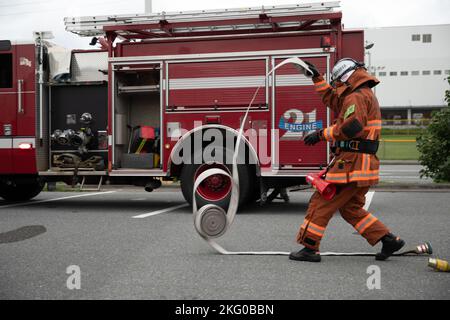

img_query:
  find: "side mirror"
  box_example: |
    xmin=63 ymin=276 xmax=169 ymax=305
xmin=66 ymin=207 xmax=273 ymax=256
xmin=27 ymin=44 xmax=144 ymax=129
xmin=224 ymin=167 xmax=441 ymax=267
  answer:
xmin=0 ymin=40 xmax=12 ymax=51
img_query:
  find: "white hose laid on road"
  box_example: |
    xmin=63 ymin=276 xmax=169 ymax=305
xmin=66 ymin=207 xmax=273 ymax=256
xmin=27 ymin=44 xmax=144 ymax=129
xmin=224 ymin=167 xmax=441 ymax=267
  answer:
xmin=192 ymin=166 xmax=429 ymax=257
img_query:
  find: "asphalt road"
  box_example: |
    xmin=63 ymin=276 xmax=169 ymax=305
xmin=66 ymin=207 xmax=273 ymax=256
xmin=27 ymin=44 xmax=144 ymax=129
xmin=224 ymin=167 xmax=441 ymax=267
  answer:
xmin=0 ymin=189 xmax=449 ymax=300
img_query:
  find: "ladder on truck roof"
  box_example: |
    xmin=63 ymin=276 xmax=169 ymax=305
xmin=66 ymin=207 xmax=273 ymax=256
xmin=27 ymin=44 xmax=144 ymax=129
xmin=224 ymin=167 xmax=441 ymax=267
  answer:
xmin=64 ymin=2 xmax=341 ymax=39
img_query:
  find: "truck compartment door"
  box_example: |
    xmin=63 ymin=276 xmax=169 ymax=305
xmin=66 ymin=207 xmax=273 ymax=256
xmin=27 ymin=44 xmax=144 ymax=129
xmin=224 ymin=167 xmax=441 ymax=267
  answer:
xmin=165 ymin=59 xmax=269 ymax=169
xmin=273 ymin=56 xmax=329 ymax=168
xmin=167 ymin=59 xmax=268 ymax=110
xmin=11 ymin=44 xmax=37 ymax=174
xmin=15 ymin=44 xmax=36 ymax=137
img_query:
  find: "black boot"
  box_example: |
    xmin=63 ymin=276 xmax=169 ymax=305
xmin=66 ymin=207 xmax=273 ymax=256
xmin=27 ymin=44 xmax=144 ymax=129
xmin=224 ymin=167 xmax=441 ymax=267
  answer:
xmin=289 ymin=247 xmax=321 ymax=262
xmin=375 ymin=233 xmax=405 ymax=261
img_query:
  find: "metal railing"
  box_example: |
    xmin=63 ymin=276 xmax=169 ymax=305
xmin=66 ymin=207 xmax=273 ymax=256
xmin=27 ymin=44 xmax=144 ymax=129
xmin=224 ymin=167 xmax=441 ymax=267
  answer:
xmin=381 ymin=119 xmax=430 ymax=137
xmin=382 ymin=119 xmax=431 ymax=126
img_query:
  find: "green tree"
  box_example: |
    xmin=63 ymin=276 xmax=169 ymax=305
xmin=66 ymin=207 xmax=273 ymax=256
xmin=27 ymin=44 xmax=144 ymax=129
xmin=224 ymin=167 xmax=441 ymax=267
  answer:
xmin=417 ymin=76 xmax=450 ymax=182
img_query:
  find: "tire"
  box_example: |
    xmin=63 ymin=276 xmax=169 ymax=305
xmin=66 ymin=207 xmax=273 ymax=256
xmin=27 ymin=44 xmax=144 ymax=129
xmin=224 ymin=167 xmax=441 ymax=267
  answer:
xmin=249 ymin=176 xmax=261 ymax=203
xmin=0 ymin=179 xmax=44 ymax=202
xmin=180 ymin=162 xmax=255 ymax=210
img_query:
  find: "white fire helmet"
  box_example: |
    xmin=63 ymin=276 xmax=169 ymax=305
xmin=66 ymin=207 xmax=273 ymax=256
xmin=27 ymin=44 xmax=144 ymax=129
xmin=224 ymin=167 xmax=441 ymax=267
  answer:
xmin=331 ymin=58 xmax=365 ymax=83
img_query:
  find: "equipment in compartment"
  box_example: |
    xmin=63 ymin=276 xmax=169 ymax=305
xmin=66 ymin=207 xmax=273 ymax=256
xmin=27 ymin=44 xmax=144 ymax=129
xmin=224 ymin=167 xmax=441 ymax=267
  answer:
xmin=53 ymin=153 xmax=105 ymax=171
xmin=129 ymin=126 xmax=155 ymax=154
xmin=116 ymin=66 xmax=160 ymax=94
xmin=121 ymin=125 xmax=159 ymax=169
xmin=49 ymin=83 xmax=108 ymax=170
xmin=51 ymin=112 xmax=94 ymax=154
xmin=97 ymin=131 xmax=108 ymax=150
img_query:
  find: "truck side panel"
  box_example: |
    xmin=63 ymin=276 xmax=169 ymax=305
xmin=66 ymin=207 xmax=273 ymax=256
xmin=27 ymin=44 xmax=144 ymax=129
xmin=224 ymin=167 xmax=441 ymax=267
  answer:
xmin=342 ymin=31 xmax=365 ymax=62
xmin=122 ymin=34 xmax=335 ymax=173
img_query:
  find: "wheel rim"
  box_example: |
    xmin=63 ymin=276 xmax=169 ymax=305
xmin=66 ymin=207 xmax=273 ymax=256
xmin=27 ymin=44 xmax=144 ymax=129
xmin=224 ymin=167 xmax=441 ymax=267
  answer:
xmin=194 ymin=164 xmax=232 ymax=202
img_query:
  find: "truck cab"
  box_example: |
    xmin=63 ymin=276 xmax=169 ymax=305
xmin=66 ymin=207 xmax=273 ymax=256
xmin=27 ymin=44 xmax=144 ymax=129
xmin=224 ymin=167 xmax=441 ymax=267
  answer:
xmin=0 ymin=40 xmax=42 ymax=201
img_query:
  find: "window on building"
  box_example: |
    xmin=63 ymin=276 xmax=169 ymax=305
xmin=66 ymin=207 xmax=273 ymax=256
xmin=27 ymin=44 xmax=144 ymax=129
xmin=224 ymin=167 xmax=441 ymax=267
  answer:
xmin=445 ymin=70 xmax=450 ymax=75
xmin=0 ymin=54 xmax=13 ymax=88
xmin=378 ymin=72 xmax=387 ymax=77
xmin=400 ymin=71 xmax=409 ymax=76
xmin=434 ymin=70 xmax=442 ymax=75
xmin=390 ymin=72 xmax=398 ymax=76
xmin=412 ymin=34 xmax=421 ymax=41
xmin=423 ymin=70 xmax=431 ymax=75
xmin=423 ymin=34 xmax=432 ymax=43
xmin=412 ymin=71 xmax=420 ymax=76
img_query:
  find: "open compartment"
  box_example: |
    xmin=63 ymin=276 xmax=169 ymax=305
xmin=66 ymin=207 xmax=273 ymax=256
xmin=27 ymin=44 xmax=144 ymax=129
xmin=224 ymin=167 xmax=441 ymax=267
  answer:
xmin=113 ymin=63 xmax=162 ymax=171
xmin=49 ymin=83 xmax=108 ymax=171
xmin=40 ymin=49 xmax=110 ymax=174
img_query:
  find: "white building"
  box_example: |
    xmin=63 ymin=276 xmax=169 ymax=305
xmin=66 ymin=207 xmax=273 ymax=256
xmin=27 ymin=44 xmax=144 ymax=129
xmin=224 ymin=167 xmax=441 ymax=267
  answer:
xmin=364 ymin=24 xmax=450 ymax=123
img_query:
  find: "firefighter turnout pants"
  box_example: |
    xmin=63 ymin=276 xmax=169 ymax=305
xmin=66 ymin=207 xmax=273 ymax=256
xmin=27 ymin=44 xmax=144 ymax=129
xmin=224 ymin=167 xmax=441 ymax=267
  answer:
xmin=296 ymin=183 xmax=390 ymax=251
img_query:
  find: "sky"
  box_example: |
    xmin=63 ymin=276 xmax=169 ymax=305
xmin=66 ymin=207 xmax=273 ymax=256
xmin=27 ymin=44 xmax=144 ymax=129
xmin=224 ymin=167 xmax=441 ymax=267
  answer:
xmin=0 ymin=0 xmax=449 ymax=48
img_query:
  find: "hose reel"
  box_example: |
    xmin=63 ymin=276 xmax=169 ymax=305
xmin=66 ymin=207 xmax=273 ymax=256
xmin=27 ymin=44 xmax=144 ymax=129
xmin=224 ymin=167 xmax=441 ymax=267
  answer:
xmin=194 ymin=204 xmax=227 ymax=239
xmin=193 ymin=168 xmax=239 ymax=240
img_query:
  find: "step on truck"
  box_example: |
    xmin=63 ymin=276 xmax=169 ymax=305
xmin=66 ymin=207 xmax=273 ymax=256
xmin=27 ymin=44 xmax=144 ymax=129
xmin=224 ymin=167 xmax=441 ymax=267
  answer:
xmin=0 ymin=2 xmax=364 ymax=206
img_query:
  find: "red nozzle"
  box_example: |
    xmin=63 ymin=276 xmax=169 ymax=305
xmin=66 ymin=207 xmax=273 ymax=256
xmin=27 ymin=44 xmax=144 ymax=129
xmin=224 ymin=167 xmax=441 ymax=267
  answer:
xmin=306 ymin=172 xmax=336 ymax=201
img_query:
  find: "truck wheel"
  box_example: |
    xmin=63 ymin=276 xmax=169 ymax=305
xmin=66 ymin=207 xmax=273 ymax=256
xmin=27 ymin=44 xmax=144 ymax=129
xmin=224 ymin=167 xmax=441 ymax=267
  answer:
xmin=0 ymin=179 xmax=44 ymax=202
xmin=180 ymin=162 xmax=254 ymax=210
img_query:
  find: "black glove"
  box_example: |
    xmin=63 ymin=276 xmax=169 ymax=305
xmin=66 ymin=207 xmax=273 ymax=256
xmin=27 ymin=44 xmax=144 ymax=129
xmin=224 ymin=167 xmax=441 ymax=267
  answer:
xmin=304 ymin=130 xmax=322 ymax=146
xmin=304 ymin=61 xmax=321 ymax=78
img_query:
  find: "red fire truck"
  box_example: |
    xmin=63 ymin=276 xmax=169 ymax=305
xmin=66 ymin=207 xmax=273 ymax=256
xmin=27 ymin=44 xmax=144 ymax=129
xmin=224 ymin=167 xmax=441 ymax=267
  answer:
xmin=0 ymin=2 xmax=364 ymax=207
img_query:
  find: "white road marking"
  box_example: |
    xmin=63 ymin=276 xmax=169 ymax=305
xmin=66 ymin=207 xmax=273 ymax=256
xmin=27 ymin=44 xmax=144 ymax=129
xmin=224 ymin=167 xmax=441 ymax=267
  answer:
xmin=0 ymin=191 xmax=117 ymax=209
xmin=364 ymin=191 xmax=375 ymax=211
xmin=132 ymin=203 xmax=188 ymax=219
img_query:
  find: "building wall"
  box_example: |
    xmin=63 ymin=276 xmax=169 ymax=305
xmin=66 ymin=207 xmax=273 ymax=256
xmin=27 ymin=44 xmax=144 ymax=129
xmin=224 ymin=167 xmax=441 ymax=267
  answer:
xmin=364 ymin=25 xmax=450 ymax=118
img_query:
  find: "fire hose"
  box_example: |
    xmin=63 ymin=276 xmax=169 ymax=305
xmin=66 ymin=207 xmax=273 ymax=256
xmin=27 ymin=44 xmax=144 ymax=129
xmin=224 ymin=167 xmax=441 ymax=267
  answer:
xmin=193 ymin=167 xmax=433 ymax=257
xmin=192 ymin=57 xmax=433 ymax=258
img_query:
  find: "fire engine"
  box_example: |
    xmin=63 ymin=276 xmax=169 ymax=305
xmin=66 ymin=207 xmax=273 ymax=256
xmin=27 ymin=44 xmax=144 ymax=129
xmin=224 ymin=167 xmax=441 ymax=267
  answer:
xmin=0 ymin=2 xmax=364 ymax=207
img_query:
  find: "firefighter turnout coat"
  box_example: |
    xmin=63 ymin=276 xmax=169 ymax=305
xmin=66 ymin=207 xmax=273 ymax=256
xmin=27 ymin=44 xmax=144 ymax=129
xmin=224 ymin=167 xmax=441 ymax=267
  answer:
xmin=295 ymin=68 xmax=390 ymax=251
xmin=313 ymin=68 xmax=382 ymax=187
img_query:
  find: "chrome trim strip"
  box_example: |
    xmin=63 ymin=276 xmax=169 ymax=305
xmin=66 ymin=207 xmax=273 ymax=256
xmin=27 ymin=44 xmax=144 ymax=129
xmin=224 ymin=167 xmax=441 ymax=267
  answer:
xmin=170 ymin=75 xmax=264 ymax=89
xmin=0 ymin=137 xmax=36 ymax=149
xmin=13 ymin=137 xmax=36 ymax=149
xmin=0 ymin=138 xmax=12 ymax=149
xmin=167 ymin=74 xmax=310 ymax=90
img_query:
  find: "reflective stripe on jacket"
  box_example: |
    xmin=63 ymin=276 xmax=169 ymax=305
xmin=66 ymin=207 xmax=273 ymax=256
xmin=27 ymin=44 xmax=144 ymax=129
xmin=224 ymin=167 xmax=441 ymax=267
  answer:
xmin=313 ymin=68 xmax=382 ymax=187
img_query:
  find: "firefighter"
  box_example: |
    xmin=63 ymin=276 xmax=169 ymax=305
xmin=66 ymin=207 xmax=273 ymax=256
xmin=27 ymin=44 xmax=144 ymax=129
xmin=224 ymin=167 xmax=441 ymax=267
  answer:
xmin=290 ymin=58 xmax=405 ymax=263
